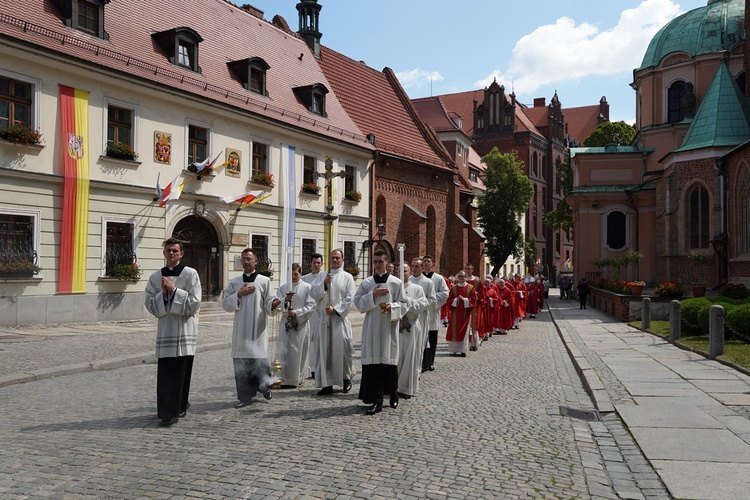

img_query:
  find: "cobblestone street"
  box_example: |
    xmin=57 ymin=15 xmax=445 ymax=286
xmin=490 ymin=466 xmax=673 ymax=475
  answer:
xmin=0 ymin=305 xmax=633 ymax=498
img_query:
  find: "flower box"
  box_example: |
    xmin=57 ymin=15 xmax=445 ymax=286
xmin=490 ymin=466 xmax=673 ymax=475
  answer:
xmin=111 ymin=263 xmax=142 ymax=283
xmin=0 ymin=125 xmax=43 ymax=146
xmin=344 ymin=190 xmax=362 ymax=203
xmin=300 ymin=182 xmax=321 ymax=195
xmin=0 ymin=260 xmax=41 ymax=278
xmin=106 ymin=143 xmax=138 ymax=161
xmin=250 ymin=172 xmax=275 ymax=188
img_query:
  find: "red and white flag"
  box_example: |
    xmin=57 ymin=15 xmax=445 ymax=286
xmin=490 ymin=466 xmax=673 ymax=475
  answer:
xmin=220 ymin=190 xmax=270 ymax=208
xmin=158 ymin=174 xmax=185 ymax=207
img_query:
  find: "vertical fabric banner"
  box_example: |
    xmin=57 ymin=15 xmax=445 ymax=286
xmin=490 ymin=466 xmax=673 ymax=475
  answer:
xmin=283 ymin=146 xmax=296 ymax=286
xmin=58 ymin=85 xmax=90 ymax=294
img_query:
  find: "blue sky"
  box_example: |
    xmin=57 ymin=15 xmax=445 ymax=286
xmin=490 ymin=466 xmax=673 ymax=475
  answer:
xmin=246 ymin=0 xmax=708 ymax=123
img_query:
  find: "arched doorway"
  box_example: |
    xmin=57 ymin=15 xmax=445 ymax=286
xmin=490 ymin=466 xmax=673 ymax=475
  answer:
xmin=173 ymin=216 xmax=222 ymax=301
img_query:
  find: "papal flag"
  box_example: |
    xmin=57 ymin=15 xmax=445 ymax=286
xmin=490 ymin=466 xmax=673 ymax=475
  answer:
xmin=220 ymin=190 xmax=270 ymax=208
xmin=58 ymin=85 xmax=90 ymax=294
xmin=158 ymin=174 xmax=185 ymax=208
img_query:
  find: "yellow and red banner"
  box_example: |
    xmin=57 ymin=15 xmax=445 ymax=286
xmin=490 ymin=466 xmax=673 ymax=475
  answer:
xmin=58 ymin=85 xmax=90 ymax=294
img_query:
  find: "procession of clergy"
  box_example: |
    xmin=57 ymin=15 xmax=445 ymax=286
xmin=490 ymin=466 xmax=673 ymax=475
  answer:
xmin=221 ymin=247 xmax=546 ymax=416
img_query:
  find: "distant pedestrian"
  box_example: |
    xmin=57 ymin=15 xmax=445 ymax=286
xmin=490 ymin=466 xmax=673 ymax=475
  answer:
xmin=577 ymin=279 xmax=590 ymax=309
xmin=144 ymin=238 xmax=202 ymax=427
xmin=559 ymin=276 xmax=571 ymax=300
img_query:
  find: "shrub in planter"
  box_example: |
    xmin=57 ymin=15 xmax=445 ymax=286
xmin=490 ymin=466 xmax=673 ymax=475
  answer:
xmin=654 ymin=281 xmax=684 ymax=298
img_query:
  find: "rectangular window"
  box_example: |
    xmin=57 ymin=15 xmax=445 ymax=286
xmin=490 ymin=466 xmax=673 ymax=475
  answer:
xmin=312 ymin=92 xmax=325 ymax=115
xmin=107 ymin=105 xmax=133 ymax=148
xmin=303 ymin=155 xmax=316 ymax=185
xmin=104 ymin=221 xmax=135 ymax=276
xmin=344 ymin=241 xmax=356 ymax=268
xmin=301 ymin=238 xmax=316 ymax=273
xmin=188 ymin=124 xmax=208 ymax=165
xmin=177 ymin=41 xmax=193 ymax=68
xmin=252 ymin=142 xmax=268 ymax=176
xmin=0 ymin=76 xmax=32 ymax=129
xmin=249 ymin=66 xmax=264 ymax=94
xmin=0 ymin=213 xmax=36 ymax=270
xmin=345 ymin=165 xmax=356 ymax=193
xmin=251 ymin=234 xmax=270 ymax=269
xmin=77 ymin=0 xmax=99 ymax=35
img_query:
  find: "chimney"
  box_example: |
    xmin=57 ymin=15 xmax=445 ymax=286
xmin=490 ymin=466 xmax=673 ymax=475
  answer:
xmin=534 ymin=97 xmax=546 ymax=108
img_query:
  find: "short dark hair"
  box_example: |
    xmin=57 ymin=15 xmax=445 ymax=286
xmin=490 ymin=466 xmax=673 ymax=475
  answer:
xmin=292 ymin=263 xmax=302 ymax=272
xmin=311 ymin=253 xmax=323 ymax=262
xmin=422 ymin=254 xmax=433 ymax=261
xmin=163 ymin=237 xmax=183 ymax=251
xmin=374 ymin=249 xmax=388 ymax=260
xmin=241 ymin=248 xmax=257 ymax=258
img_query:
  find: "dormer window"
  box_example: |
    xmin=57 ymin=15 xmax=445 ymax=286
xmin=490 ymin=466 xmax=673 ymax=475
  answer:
xmin=227 ymin=57 xmax=270 ymax=96
xmin=56 ymin=0 xmax=109 ymax=39
xmin=152 ymin=27 xmax=203 ymax=73
xmin=292 ymin=83 xmax=329 ymax=117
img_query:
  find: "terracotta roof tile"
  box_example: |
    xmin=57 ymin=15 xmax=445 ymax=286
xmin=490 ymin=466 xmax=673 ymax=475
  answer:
xmin=0 ymin=0 xmax=370 ymax=148
xmin=564 ymin=104 xmax=605 ymax=145
xmin=316 ymin=45 xmax=452 ymax=170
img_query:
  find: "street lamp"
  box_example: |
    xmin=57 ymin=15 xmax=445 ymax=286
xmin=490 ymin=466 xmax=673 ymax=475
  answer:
xmin=313 ymin=157 xmax=346 ymax=265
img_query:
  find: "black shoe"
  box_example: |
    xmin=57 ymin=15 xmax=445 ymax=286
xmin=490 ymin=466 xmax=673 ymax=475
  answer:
xmin=317 ymin=386 xmax=333 ymax=396
xmin=262 ymin=389 xmax=272 ymax=400
xmin=159 ymin=417 xmax=178 ymax=427
xmin=178 ymin=402 xmax=190 ymax=418
xmin=461 ymin=353 xmax=467 ymax=357
xmin=390 ymin=394 xmax=399 ymax=409
xmin=309 ymin=371 xmax=315 ymax=379
xmin=234 ymin=401 xmax=251 ymax=408
xmin=429 ymin=365 xmax=435 ymax=371
xmin=397 ymin=392 xmax=411 ymax=400
xmin=343 ymin=379 xmax=352 ymax=393
xmin=365 ymin=403 xmax=382 ymax=415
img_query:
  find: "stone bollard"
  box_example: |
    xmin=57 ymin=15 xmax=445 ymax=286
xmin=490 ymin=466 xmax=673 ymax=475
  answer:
xmin=708 ymin=305 xmax=725 ymax=359
xmin=669 ymin=300 xmax=681 ymax=342
xmin=642 ymin=298 xmax=651 ymax=331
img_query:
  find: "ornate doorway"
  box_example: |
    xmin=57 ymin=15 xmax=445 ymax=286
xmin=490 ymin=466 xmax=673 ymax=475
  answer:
xmin=173 ymin=216 xmax=222 ymax=301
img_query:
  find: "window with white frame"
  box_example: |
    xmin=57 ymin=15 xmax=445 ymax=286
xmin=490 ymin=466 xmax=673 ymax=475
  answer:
xmin=301 ymin=238 xmax=317 ymax=273
xmin=105 ymin=100 xmax=136 ymax=156
xmin=102 ymin=219 xmax=136 ymax=276
xmin=0 ymin=73 xmax=37 ymax=130
xmin=303 ymin=155 xmax=316 ymax=185
xmin=187 ymin=123 xmax=208 ymax=166
xmin=344 ymin=165 xmax=356 ymax=193
xmin=344 ymin=241 xmax=356 ymax=269
xmin=252 ymin=141 xmax=269 ymax=176
xmin=251 ymin=233 xmax=271 ymax=271
xmin=0 ymin=209 xmax=41 ymax=276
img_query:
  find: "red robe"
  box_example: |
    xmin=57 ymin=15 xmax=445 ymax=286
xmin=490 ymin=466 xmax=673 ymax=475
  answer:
xmin=526 ymin=281 xmax=539 ymax=315
xmin=447 ymin=283 xmax=475 ymax=342
xmin=512 ymin=280 xmax=527 ymax=321
xmin=536 ymin=281 xmax=545 ymax=310
xmin=483 ymin=286 xmax=499 ymax=334
xmin=466 ymin=277 xmax=484 ymax=337
xmin=440 ymin=275 xmax=453 ymax=324
xmin=496 ymin=285 xmax=515 ymax=331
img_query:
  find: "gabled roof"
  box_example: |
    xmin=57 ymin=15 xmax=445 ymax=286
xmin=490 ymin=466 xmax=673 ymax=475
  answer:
xmin=314 ymin=45 xmax=453 ymax=171
xmin=563 ymin=104 xmax=605 ymax=145
xmin=438 ymin=90 xmax=484 ymax=135
xmin=674 ymin=62 xmax=750 ymax=153
xmin=412 ymin=97 xmax=464 ymax=134
xmin=0 ymin=0 xmax=370 ymax=148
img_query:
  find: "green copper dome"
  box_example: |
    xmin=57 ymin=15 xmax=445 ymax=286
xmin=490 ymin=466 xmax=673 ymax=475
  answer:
xmin=638 ymin=0 xmax=745 ymax=70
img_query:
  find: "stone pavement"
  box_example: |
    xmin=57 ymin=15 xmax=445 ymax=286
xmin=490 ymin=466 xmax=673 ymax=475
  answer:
xmin=0 ymin=293 xmax=747 ymax=498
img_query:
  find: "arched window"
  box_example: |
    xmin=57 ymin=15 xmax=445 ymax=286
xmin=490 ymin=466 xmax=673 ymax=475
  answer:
xmin=668 ymin=80 xmax=687 ymax=122
xmin=688 ymin=185 xmax=709 ymax=249
xmin=737 ymin=165 xmax=750 ymax=255
xmin=532 ymin=152 xmax=538 ymax=176
xmin=606 ymin=211 xmax=626 ymax=250
xmin=426 ymin=205 xmax=436 ymax=258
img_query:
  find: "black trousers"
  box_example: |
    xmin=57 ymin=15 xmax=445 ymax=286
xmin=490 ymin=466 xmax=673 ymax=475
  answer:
xmin=233 ymin=358 xmax=271 ymax=402
xmin=157 ymin=355 xmax=194 ymax=420
xmin=359 ymin=364 xmax=398 ymax=404
xmin=422 ymin=330 xmax=438 ymax=370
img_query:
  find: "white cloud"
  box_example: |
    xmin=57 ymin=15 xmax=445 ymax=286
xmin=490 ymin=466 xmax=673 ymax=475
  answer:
xmin=476 ymin=0 xmax=683 ymax=94
xmin=395 ymin=68 xmax=444 ymax=91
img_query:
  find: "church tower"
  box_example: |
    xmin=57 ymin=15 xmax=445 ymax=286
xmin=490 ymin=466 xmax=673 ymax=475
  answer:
xmin=297 ymin=0 xmax=322 ymax=57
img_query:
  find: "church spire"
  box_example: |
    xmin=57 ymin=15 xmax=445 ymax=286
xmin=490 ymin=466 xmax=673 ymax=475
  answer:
xmin=296 ymin=0 xmax=322 ymax=58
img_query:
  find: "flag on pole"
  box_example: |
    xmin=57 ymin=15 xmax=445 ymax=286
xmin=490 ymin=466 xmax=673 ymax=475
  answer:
xmin=220 ymin=190 xmax=270 ymax=209
xmin=154 ymin=173 xmax=162 ymax=201
xmin=58 ymin=85 xmax=90 ymax=294
xmin=159 ymin=174 xmax=185 ymax=207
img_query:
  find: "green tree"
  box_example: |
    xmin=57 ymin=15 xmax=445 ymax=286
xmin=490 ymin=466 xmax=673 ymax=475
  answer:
xmin=543 ymin=161 xmax=573 ymax=233
xmin=583 ymin=121 xmax=635 ymax=147
xmin=477 ymin=149 xmax=534 ymax=267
